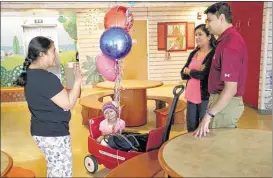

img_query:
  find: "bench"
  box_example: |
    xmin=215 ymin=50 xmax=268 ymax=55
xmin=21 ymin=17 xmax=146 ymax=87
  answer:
xmin=105 ymin=150 xmax=166 ymax=178
xmin=79 ymin=91 xmax=115 ymax=125
xmin=147 ymin=96 xmax=186 ymax=128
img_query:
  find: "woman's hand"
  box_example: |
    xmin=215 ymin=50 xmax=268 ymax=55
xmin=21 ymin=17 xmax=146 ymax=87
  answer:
xmin=184 ymin=67 xmax=191 ymax=75
xmin=74 ymin=62 xmax=82 ymax=84
xmin=197 ymin=64 xmax=206 ymax=71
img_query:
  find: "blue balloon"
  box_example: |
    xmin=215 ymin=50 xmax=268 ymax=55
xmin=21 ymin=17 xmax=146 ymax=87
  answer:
xmin=100 ymin=27 xmax=132 ymax=60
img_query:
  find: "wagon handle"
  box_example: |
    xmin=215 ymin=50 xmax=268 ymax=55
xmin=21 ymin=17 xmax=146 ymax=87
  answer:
xmin=173 ymin=84 xmax=184 ymax=97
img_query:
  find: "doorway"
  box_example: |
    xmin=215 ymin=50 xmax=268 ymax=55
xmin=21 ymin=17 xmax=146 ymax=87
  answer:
xmin=122 ymin=20 xmax=148 ymax=80
xmin=22 ymin=24 xmax=61 ymax=79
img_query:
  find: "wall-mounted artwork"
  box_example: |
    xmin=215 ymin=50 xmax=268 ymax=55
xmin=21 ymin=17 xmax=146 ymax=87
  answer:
xmin=157 ymin=22 xmax=195 ymax=52
xmin=166 ymin=22 xmax=187 ymax=52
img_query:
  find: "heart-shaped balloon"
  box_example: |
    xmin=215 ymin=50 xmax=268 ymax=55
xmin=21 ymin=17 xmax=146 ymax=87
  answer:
xmin=96 ymin=53 xmax=117 ymax=81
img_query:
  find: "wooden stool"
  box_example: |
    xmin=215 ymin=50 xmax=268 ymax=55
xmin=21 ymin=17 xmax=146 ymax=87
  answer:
xmin=6 ymin=166 xmax=35 ymax=177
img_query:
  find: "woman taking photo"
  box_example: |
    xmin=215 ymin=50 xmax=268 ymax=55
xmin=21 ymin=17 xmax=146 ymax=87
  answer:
xmin=181 ymin=24 xmax=216 ymax=132
xmin=14 ymin=36 xmax=82 ymax=177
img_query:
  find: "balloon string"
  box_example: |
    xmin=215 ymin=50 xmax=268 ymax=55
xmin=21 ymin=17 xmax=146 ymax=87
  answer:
xmin=114 ymin=59 xmax=123 ymax=134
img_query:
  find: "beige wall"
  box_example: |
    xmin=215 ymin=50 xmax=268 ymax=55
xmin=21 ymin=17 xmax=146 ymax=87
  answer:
xmin=146 ymin=6 xmax=210 ymax=83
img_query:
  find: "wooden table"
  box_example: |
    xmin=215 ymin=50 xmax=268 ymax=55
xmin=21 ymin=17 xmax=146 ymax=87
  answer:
xmin=158 ymin=129 xmax=272 ymax=177
xmin=106 ymin=150 xmax=164 ymax=177
xmin=1 ymin=151 xmax=13 ymax=177
xmin=96 ymin=80 xmax=163 ymax=127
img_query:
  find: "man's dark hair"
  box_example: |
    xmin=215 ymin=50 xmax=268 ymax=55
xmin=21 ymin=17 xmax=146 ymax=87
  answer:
xmin=204 ymin=2 xmax=232 ymax=24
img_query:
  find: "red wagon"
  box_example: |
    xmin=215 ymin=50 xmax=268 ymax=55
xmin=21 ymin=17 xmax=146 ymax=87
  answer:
xmin=84 ymin=85 xmax=184 ymax=174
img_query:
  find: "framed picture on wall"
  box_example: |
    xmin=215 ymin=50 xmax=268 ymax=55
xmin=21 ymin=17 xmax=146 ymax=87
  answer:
xmin=166 ymin=22 xmax=187 ymax=52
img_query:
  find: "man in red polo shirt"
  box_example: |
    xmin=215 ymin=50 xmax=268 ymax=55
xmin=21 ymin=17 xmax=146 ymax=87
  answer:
xmin=193 ymin=2 xmax=248 ymax=138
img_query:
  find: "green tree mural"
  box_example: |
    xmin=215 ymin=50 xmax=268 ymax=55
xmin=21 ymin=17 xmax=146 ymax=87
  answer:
xmin=58 ymin=13 xmax=78 ymax=51
xmin=13 ymin=36 xmax=20 ymax=54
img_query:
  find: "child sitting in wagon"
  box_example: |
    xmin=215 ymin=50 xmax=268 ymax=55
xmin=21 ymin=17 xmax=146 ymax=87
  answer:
xmin=96 ymin=101 xmax=125 ymax=146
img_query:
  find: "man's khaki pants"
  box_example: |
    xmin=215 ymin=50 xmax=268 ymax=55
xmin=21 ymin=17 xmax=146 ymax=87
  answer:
xmin=208 ymin=94 xmax=245 ymax=128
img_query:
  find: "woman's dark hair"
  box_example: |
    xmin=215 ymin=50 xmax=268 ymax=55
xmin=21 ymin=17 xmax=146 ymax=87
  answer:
xmin=204 ymin=2 xmax=232 ymax=24
xmin=194 ymin=24 xmax=216 ymax=48
xmin=14 ymin=36 xmax=54 ymax=86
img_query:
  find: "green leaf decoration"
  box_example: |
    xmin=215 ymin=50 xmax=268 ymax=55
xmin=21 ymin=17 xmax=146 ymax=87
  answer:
xmin=1 ymin=66 xmax=8 ymax=87
xmin=58 ymin=16 xmax=66 ymax=23
xmin=8 ymin=65 xmax=23 ymax=86
xmin=82 ymin=55 xmax=104 ymax=85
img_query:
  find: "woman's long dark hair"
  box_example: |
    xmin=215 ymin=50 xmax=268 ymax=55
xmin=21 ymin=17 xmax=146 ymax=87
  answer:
xmin=14 ymin=36 xmax=53 ymax=86
xmin=194 ymin=24 xmax=216 ymax=49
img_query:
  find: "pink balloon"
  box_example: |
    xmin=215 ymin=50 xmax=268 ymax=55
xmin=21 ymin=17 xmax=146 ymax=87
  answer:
xmin=96 ymin=53 xmax=117 ymax=81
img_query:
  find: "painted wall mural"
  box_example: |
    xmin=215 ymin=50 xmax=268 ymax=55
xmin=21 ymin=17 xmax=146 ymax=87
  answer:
xmin=58 ymin=13 xmax=78 ymax=51
xmin=1 ymin=10 xmax=78 ymax=87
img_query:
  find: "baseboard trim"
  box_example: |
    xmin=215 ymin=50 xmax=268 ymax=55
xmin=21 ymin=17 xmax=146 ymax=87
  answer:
xmin=258 ymin=109 xmax=272 ymax=115
xmin=242 ymin=103 xmax=272 ymax=115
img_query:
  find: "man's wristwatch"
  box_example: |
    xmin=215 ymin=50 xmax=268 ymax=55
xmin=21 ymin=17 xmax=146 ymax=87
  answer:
xmin=206 ymin=110 xmax=215 ymax=118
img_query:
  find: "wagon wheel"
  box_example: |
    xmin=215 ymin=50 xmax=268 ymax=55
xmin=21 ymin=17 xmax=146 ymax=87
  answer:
xmin=84 ymin=155 xmax=98 ymax=174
